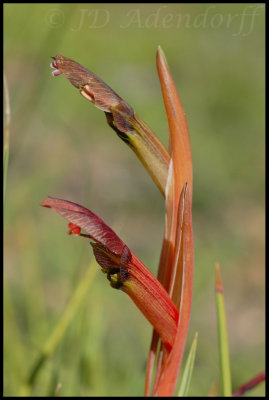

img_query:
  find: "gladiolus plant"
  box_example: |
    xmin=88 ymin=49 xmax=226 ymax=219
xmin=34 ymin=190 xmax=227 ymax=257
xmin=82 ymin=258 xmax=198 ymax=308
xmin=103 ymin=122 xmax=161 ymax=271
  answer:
xmin=40 ymin=48 xmax=264 ymax=396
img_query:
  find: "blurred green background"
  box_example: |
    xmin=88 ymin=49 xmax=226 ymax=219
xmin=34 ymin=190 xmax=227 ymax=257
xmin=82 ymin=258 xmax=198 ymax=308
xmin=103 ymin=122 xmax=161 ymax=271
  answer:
xmin=4 ymin=3 xmax=265 ymax=396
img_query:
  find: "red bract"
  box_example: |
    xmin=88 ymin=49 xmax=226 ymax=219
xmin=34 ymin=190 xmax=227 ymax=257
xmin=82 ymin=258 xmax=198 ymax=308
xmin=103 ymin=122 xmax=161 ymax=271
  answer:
xmin=41 ymin=196 xmax=178 ymax=350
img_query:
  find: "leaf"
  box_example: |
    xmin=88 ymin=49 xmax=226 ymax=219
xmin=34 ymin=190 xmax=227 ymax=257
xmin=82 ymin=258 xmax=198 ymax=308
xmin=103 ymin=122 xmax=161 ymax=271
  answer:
xmin=156 ymin=45 xmax=193 ymax=204
xmin=153 ymin=183 xmax=194 ymax=396
xmin=178 ymin=332 xmax=198 ymax=396
xmin=19 ymin=261 xmax=97 ymax=396
xmin=145 ymin=47 xmax=194 ymax=396
xmin=4 ymin=74 xmax=11 ymax=203
xmin=215 ymin=263 xmax=232 ymax=396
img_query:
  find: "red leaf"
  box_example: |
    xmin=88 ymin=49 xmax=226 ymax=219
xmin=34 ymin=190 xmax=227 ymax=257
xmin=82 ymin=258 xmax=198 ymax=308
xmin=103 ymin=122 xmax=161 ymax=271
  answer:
xmin=153 ymin=184 xmax=194 ymax=396
xmin=145 ymin=48 xmax=194 ymax=395
xmin=156 ymin=46 xmax=193 ymax=204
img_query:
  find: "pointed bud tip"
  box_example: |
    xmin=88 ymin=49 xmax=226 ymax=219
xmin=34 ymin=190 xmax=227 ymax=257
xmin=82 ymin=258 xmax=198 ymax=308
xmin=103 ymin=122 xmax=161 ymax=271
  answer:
xmin=40 ymin=196 xmax=53 ymax=208
xmin=40 ymin=201 xmax=50 ymax=208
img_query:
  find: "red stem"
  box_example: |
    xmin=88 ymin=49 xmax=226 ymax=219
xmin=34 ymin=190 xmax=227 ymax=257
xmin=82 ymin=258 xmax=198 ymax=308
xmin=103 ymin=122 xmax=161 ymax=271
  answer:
xmin=232 ymin=371 xmax=265 ymax=396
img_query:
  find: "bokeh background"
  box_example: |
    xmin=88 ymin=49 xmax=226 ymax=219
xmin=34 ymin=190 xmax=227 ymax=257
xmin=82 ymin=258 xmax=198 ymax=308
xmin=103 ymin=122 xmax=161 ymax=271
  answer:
xmin=4 ymin=3 xmax=265 ymax=396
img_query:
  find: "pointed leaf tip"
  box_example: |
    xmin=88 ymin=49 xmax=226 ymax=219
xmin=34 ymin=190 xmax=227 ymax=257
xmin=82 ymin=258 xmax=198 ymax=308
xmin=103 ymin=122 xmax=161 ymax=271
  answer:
xmin=178 ymin=332 xmax=198 ymax=396
xmin=156 ymin=46 xmax=193 ymax=204
xmin=157 ymin=45 xmax=167 ymax=63
xmin=215 ymin=263 xmax=223 ymax=293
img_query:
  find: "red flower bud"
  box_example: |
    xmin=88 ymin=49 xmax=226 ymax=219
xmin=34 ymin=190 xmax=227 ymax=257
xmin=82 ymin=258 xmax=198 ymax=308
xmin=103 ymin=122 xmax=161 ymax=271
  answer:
xmin=41 ymin=196 xmax=178 ymax=350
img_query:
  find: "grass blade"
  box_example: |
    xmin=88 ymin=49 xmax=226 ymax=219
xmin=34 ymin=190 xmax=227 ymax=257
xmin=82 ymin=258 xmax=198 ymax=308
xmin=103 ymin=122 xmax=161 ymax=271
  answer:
xmin=19 ymin=261 xmax=97 ymax=396
xmin=215 ymin=263 xmax=232 ymax=396
xmin=178 ymin=332 xmax=198 ymax=396
xmin=4 ymin=74 xmax=11 ymax=202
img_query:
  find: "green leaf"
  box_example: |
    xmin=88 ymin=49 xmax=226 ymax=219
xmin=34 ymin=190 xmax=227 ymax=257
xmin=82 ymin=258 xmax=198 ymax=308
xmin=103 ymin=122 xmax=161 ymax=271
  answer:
xmin=18 ymin=261 xmax=97 ymax=396
xmin=215 ymin=263 xmax=232 ymax=396
xmin=178 ymin=332 xmax=198 ymax=396
xmin=4 ymin=74 xmax=11 ymax=203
